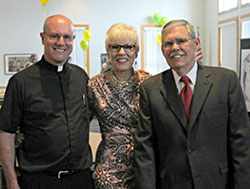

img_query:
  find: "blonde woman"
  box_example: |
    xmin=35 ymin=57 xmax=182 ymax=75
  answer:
xmin=88 ymin=23 xmax=151 ymax=188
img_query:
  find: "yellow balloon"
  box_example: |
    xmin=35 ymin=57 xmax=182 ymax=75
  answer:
xmin=83 ymin=30 xmax=91 ymax=41
xmin=156 ymin=34 xmax=162 ymax=45
xmin=39 ymin=0 xmax=50 ymax=5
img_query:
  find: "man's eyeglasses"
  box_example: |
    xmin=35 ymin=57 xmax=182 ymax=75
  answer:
xmin=163 ymin=37 xmax=194 ymax=48
xmin=44 ymin=32 xmax=74 ymax=42
xmin=109 ymin=45 xmax=136 ymax=53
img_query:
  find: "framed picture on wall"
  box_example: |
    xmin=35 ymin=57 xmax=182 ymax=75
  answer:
xmin=100 ymin=53 xmax=111 ymax=73
xmin=4 ymin=53 xmax=34 ymax=75
xmin=239 ymin=38 xmax=250 ymax=113
xmin=0 ymin=86 xmax=6 ymax=107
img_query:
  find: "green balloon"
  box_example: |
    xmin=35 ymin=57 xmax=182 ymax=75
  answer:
xmin=160 ymin=16 xmax=167 ymax=26
xmin=80 ymin=40 xmax=89 ymax=50
xmin=153 ymin=13 xmax=161 ymax=24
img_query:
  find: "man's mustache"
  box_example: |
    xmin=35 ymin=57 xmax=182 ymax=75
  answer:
xmin=170 ymin=51 xmax=185 ymax=58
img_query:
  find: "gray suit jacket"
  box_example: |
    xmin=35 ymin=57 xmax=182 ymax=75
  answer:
xmin=135 ymin=64 xmax=250 ymax=189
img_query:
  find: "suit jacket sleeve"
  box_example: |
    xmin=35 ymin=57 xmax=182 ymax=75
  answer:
xmin=134 ymin=85 xmax=156 ymax=189
xmin=228 ymin=71 xmax=250 ymax=188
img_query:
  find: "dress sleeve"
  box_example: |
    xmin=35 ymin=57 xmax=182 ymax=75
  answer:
xmin=87 ymin=81 xmax=96 ymax=121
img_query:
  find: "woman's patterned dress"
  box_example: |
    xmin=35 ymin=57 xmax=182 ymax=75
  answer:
xmin=88 ymin=70 xmax=151 ymax=189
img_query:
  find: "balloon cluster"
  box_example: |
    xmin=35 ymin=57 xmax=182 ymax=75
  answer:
xmin=152 ymin=13 xmax=167 ymax=46
xmin=153 ymin=13 xmax=168 ymax=26
xmin=80 ymin=30 xmax=91 ymax=51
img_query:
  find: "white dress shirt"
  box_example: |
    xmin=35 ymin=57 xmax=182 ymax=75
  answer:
xmin=172 ymin=62 xmax=198 ymax=94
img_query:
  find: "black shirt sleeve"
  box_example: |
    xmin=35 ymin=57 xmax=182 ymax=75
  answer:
xmin=0 ymin=76 xmax=23 ymax=133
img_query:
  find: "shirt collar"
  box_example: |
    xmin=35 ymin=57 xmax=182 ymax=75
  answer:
xmin=40 ymin=56 xmax=70 ymax=73
xmin=172 ymin=61 xmax=198 ymax=87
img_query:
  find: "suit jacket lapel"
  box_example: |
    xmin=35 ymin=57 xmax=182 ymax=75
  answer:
xmin=160 ymin=70 xmax=188 ymax=129
xmin=189 ymin=65 xmax=213 ymax=130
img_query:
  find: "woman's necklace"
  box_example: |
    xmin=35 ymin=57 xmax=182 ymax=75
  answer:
xmin=112 ymin=71 xmax=135 ymax=88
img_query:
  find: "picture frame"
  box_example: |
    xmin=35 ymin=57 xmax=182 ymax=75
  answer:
xmin=239 ymin=38 xmax=250 ymax=113
xmin=141 ymin=25 xmax=169 ymax=75
xmin=4 ymin=54 xmax=34 ymax=75
xmin=100 ymin=53 xmax=111 ymax=73
xmin=0 ymin=86 xmax=6 ymax=107
xmin=100 ymin=53 xmax=108 ymax=66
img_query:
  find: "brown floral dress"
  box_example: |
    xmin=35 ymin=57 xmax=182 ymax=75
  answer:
xmin=88 ymin=70 xmax=151 ymax=189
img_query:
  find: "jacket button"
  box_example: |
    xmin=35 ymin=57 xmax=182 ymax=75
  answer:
xmin=188 ymin=148 xmax=194 ymax=153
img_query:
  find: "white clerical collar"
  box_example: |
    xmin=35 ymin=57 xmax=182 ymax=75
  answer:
xmin=57 ymin=65 xmax=63 ymax=72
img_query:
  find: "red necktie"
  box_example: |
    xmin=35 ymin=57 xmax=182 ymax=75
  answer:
xmin=180 ymin=76 xmax=192 ymax=119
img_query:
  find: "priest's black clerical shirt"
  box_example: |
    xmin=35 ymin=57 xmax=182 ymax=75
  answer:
xmin=0 ymin=57 xmax=92 ymax=173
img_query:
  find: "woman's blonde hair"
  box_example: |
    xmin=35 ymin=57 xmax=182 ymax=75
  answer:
xmin=105 ymin=23 xmax=139 ymax=51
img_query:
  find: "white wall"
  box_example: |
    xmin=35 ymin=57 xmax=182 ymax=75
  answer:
xmin=0 ymin=0 xmax=45 ymax=86
xmin=0 ymin=0 xmax=205 ymax=86
xmin=205 ymin=0 xmax=250 ymax=68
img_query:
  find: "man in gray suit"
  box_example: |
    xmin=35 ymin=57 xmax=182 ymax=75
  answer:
xmin=134 ymin=20 xmax=250 ymax=189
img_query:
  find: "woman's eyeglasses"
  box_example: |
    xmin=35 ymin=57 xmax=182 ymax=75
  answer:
xmin=109 ymin=45 xmax=136 ymax=53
